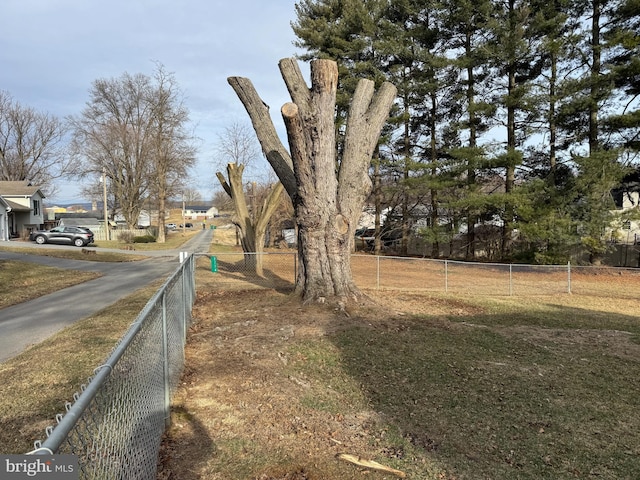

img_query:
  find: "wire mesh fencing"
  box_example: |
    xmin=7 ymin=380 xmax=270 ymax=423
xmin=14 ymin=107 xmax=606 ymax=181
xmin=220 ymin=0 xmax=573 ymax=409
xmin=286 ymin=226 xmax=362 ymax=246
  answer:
xmin=24 ymin=251 xmax=638 ymax=477
xmin=203 ymin=252 xmax=640 ymax=296
xmin=29 ymin=254 xmax=196 ymax=480
xmin=197 ymin=252 xmax=297 ymax=290
xmin=352 ymin=257 xmax=574 ymax=295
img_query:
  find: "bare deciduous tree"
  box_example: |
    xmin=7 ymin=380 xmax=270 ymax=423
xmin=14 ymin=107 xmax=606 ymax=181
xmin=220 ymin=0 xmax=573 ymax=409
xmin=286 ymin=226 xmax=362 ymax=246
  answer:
xmin=70 ymin=65 xmax=196 ymax=231
xmin=182 ymin=187 xmax=203 ymax=204
xmin=70 ymin=73 xmax=152 ymax=228
xmin=229 ymin=58 xmax=396 ymax=305
xmin=148 ymin=65 xmax=197 ymax=243
xmin=0 ymin=90 xmax=69 ymax=191
xmin=214 ymin=122 xmax=261 ymax=173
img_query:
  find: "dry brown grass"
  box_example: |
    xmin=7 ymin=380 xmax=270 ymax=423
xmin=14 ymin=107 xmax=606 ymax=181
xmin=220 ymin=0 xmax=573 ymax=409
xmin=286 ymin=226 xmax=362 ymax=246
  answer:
xmin=0 ymin=283 xmax=160 ymax=453
xmin=0 ymin=260 xmax=101 ymax=309
xmin=157 ymin=265 xmax=640 ymax=480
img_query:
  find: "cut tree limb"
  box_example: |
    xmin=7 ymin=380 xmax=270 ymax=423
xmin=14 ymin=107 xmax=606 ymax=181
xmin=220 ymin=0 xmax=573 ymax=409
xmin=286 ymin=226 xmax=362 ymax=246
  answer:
xmin=337 ymin=453 xmax=407 ymax=478
xmin=227 ymin=76 xmax=296 ymax=198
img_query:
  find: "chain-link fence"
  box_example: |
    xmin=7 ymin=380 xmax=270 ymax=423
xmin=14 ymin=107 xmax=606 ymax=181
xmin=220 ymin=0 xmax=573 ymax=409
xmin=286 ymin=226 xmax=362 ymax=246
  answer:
xmin=29 ymin=254 xmax=196 ymax=479
xmin=203 ymin=252 xmax=640 ymax=297
xmin=25 ymin=251 xmax=636 ymax=477
xmin=198 ymin=252 xmax=297 ymax=290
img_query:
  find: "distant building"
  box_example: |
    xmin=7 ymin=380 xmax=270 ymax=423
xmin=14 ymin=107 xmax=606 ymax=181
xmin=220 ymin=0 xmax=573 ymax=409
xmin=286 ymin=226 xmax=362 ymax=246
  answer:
xmin=57 ymin=214 xmax=101 ymax=230
xmin=0 ymin=180 xmax=46 ymax=238
xmin=611 ymin=170 xmax=640 ymax=244
xmin=0 ymin=196 xmax=10 ymax=241
xmin=113 ymin=210 xmax=152 ymax=228
xmin=183 ymin=205 xmax=218 ymax=219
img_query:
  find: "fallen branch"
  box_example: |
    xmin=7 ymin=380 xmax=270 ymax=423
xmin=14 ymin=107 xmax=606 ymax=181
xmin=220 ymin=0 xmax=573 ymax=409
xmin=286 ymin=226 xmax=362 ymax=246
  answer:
xmin=337 ymin=453 xmax=406 ymax=478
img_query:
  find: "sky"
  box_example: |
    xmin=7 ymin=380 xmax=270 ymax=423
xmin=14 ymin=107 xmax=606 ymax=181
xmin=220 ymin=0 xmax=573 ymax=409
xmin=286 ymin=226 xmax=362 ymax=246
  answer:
xmin=0 ymin=0 xmax=306 ymax=204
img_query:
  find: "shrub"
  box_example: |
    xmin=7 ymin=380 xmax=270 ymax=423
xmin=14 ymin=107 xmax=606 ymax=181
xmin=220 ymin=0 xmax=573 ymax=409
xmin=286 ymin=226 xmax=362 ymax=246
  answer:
xmin=118 ymin=231 xmax=135 ymax=244
xmin=132 ymin=235 xmax=156 ymax=244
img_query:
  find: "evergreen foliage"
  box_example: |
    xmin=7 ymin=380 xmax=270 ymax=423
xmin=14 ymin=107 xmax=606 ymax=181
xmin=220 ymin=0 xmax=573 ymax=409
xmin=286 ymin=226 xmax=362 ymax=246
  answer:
xmin=292 ymin=0 xmax=640 ymax=264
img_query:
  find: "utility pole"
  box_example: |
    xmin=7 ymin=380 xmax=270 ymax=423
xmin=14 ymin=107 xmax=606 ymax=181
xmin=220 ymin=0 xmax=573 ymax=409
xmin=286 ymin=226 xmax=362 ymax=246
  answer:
xmin=102 ymin=167 xmax=110 ymax=241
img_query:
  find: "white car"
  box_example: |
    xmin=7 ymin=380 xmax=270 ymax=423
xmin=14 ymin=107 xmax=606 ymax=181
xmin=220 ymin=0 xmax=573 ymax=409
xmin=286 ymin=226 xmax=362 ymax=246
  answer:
xmin=166 ymin=223 xmax=177 ymax=230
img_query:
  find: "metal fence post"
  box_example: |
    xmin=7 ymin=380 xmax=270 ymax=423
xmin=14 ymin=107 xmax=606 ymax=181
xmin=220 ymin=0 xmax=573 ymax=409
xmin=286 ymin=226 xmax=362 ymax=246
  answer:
xmin=445 ymin=260 xmax=448 ymax=293
xmin=509 ymin=264 xmax=513 ymax=296
xmin=161 ymin=291 xmax=171 ymax=429
xmin=181 ymin=259 xmax=188 ymax=346
xmin=568 ymin=261 xmax=572 ymax=294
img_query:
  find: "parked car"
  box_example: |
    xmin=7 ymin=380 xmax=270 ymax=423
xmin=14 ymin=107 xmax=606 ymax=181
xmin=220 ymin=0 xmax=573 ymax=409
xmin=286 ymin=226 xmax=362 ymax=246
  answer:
xmin=29 ymin=226 xmax=95 ymax=247
xmin=166 ymin=223 xmax=177 ymax=230
xmin=179 ymin=222 xmax=193 ymax=228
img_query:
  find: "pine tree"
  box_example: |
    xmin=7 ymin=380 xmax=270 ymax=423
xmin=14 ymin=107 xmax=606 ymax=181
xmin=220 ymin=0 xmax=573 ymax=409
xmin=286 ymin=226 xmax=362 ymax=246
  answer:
xmin=556 ymin=0 xmax=629 ymax=263
xmin=291 ymin=0 xmax=638 ymax=264
xmin=376 ymin=0 xmax=450 ymax=255
xmin=513 ymin=0 xmax=583 ymax=261
xmin=485 ymin=0 xmax=548 ymax=259
xmin=293 ymin=0 xmax=385 ymax=129
xmin=604 ymin=0 xmax=640 ymax=151
xmin=572 ymin=150 xmax=629 ymax=264
xmin=439 ymin=0 xmax=494 ymax=259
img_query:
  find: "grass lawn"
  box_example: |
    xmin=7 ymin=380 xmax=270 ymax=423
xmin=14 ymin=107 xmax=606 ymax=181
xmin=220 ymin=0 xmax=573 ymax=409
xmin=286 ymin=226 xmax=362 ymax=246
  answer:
xmin=2 ymin=247 xmax=639 ymax=479
xmin=0 ymin=245 xmax=148 ymax=261
xmin=159 ymin=268 xmax=640 ymax=479
xmin=328 ymin=294 xmax=640 ymax=479
xmin=0 ymin=244 xmax=153 ymax=308
xmin=0 ymin=260 xmax=101 ymax=309
xmin=0 ymin=283 xmax=160 ymax=453
xmin=94 ymin=227 xmax=200 ymax=251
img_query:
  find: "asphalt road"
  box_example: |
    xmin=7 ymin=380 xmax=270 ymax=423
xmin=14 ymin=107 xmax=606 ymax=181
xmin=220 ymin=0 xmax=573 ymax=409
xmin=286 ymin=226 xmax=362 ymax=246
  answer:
xmin=0 ymin=229 xmax=214 ymax=363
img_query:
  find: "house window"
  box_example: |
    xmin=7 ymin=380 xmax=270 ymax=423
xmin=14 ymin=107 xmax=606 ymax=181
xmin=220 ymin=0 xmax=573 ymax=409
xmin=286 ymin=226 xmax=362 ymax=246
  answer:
xmin=33 ymin=200 xmax=40 ymax=216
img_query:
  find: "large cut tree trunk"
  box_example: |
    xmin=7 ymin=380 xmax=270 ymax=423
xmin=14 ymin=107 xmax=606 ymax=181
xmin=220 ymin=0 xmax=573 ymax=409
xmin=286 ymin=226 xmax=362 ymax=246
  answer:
xmin=216 ymin=162 xmax=283 ymax=277
xmin=228 ymin=58 xmax=396 ymax=303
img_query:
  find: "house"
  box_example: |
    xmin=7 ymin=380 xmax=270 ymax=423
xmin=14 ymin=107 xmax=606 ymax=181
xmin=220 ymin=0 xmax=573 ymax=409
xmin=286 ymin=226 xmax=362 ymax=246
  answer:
xmin=0 ymin=181 xmax=46 ymax=238
xmin=57 ymin=213 xmax=102 ymax=230
xmin=611 ymin=171 xmax=640 ymax=244
xmin=113 ymin=210 xmax=151 ymax=228
xmin=0 ymin=196 xmax=10 ymax=241
xmin=183 ymin=205 xmax=218 ymax=219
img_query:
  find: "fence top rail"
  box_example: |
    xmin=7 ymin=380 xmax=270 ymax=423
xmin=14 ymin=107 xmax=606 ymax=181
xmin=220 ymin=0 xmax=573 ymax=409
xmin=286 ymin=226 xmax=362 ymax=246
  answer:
xmin=197 ymin=251 xmax=296 ymax=257
xmin=200 ymin=251 xmax=639 ymax=273
xmin=30 ymin=254 xmax=194 ymax=454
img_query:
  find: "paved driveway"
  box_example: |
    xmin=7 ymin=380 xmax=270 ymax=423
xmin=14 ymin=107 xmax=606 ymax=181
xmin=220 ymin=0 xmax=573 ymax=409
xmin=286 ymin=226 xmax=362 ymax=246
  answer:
xmin=0 ymin=229 xmax=214 ymax=363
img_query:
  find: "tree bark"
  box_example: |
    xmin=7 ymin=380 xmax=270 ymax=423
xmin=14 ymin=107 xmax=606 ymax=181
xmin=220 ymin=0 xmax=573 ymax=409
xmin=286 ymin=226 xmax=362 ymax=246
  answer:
xmin=229 ymin=58 xmax=396 ymax=304
xmin=216 ymin=163 xmax=283 ymax=277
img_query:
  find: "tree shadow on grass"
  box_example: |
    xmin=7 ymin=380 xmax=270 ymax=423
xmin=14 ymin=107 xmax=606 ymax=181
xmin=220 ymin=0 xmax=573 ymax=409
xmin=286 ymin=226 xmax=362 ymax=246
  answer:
xmin=157 ymin=405 xmax=216 ymax=480
xmin=202 ymin=256 xmax=295 ymax=294
xmin=328 ymin=306 xmax=640 ymax=479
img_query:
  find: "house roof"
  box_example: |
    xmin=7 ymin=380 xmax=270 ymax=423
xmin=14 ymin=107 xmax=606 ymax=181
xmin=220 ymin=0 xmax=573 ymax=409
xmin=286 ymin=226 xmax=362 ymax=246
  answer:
xmin=3 ymin=198 xmax=30 ymax=212
xmin=59 ymin=217 xmax=101 ymax=226
xmin=56 ymin=212 xmax=101 ymax=219
xmin=186 ymin=205 xmax=214 ymax=210
xmin=0 ymin=180 xmax=45 ymax=198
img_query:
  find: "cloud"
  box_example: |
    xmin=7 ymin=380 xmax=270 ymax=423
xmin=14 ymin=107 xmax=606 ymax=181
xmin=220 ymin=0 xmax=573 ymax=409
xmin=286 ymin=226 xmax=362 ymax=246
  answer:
xmin=1 ymin=0 xmax=307 ymax=202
